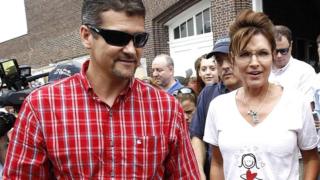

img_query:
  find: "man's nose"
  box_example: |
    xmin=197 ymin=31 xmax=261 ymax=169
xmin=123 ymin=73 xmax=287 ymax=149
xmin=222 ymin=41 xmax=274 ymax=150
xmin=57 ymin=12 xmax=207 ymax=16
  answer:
xmin=274 ymin=51 xmax=282 ymax=58
xmin=184 ymin=113 xmax=188 ymax=121
xmin=152 ymin=70 xmax=158 ymax=77
xmin=123 ymin=40 xmax=136 ymax=54
xmin=221 ymin=61 xmax=231 ymax=69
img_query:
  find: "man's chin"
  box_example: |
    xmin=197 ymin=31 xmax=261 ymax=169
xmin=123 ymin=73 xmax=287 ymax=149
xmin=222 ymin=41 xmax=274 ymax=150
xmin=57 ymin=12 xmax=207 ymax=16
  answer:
xmin=153 ymin=79 xmax=161 ymax=84
xmin=113 ymin=68 xmax=136 ymax=79
xmin=274 ymin=60 xmax=287 ymax=69
xmin=223 ymin=78 xmax=237 ymax=86
xmin=222 ymin=75 xmax=233 ymax=82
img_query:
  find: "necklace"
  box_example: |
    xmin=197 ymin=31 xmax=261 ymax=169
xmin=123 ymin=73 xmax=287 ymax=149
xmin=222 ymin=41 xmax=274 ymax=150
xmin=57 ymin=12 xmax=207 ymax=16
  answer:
xmin=242 ymin=84 xmax=270 ymax=124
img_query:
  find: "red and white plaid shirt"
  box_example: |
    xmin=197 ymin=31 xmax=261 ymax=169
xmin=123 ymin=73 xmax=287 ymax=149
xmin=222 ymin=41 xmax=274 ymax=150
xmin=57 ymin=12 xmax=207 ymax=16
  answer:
xmin=3 ymin=60 xmax=200 ymax=179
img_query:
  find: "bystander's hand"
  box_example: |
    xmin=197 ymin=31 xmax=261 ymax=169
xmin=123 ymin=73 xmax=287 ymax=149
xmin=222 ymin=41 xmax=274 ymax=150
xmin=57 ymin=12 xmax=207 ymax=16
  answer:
xmin=315 ymin=120 xmax=320 ymax=130
xmin=7 ymin=128 xmax=13 ymax=141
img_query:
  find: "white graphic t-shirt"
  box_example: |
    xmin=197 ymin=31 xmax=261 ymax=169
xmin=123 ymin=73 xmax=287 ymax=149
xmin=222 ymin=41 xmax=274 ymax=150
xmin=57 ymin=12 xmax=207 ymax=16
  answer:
xmin=204 ymin=87 xmax=319 ymax=180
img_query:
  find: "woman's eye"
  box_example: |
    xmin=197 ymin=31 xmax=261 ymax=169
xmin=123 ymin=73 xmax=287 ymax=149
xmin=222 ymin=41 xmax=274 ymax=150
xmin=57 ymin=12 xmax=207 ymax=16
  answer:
xmin=239 ymin=52 xmax=250 ymax=57
xmin=201 ymin=67 xmax=207 ymax=71
xmin=258 ymin=51 xmax=270 ymax=57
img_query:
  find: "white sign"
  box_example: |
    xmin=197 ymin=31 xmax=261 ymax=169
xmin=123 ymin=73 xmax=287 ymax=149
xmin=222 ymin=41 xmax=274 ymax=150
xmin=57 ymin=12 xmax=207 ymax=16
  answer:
xmin=0 ymin=0 xmax=28 ymax=43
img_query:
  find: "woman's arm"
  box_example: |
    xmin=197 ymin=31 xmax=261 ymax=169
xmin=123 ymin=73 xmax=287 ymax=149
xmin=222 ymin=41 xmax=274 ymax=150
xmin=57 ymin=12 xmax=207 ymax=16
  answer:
xmin=301 ymin=148 xmax=319 ymax=180
xmin=210 ymin=145 xmax=224 ymax=180
xmin=191 ymin=136 xmax=207 ymax=180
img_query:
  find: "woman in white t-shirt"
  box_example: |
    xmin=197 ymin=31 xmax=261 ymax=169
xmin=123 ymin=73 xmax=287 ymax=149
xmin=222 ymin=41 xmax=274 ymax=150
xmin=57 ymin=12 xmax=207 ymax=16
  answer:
xmin=203 ymin=10 xmax=319 ymax=179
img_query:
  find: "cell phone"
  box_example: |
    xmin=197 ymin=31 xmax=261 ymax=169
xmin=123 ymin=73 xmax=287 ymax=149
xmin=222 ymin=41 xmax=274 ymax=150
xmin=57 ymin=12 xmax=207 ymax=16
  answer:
xmin=312 ymin=111 xmax=319 ymax=122
xmin=312 ymin=111 xmax=320 ymax=131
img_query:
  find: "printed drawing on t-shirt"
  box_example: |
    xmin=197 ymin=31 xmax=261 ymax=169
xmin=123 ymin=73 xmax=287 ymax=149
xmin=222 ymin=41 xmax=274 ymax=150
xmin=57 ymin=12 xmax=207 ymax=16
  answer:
xmin=238 ymin=153 xmax=263 ymax=180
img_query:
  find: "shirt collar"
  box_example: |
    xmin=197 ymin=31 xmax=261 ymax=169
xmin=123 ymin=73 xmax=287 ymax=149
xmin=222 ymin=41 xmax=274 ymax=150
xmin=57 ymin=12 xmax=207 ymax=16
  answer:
xmin=218 ymin=82 xmax=228 ymax=93
xmin=79 ymin=60 xmax=91 ymax=92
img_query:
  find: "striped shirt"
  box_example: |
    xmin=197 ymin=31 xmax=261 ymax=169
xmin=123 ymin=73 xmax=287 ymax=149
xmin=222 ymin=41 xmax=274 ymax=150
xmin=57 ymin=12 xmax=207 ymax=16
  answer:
xmin=3 ymin=60 xmax=200 ymax=179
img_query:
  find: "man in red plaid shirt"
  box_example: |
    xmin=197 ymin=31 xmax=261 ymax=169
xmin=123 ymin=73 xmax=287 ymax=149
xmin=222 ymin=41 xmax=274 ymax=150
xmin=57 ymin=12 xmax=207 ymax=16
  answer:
xmin=3 ymin=0 xmax=200 ymax=179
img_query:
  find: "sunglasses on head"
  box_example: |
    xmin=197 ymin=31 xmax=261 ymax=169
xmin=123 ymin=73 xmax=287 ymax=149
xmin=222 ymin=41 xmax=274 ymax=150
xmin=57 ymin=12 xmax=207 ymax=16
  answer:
xmin=87 ymin=25 xmax=149 ymax=48
xmin=173 ymin=87 xmax=195 ymax=97
xmin=275 ymin=47 xmax=290 ymax=55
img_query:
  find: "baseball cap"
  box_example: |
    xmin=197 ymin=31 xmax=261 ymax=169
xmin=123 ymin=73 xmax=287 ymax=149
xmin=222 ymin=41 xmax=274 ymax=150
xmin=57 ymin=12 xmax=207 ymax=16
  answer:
xmin=48 ymin=62 xmax=81 ymax=82
xmin=206 ymin=37 xmax=230 ymax=59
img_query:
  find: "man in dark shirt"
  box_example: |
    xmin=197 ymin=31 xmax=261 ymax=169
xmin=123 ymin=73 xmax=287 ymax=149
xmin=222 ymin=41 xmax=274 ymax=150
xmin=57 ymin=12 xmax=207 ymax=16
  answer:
xmin=190 ymin=37 xmax=242 ymax=179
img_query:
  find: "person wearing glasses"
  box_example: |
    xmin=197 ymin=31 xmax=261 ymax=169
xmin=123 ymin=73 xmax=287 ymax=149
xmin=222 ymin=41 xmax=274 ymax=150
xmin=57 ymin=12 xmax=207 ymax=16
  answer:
xmin=190 ymin=37 xmax=242 ymax=179
xmin=313 ymin=34 xmax=320 ymax=168
xmin=204 ymin=10 xmax=319 ymax=179
xmin=314 ymin=35 xmax=320 ymax=117
xmin=269 ymin=25 xmax=316 ymax=106
xmin=151 ymin=54 xmax=184 ymax=95
xmin=174 ymin=87 xmax=197 ymax=126
xmin=3 ymin=0 xmax=200 ymax=179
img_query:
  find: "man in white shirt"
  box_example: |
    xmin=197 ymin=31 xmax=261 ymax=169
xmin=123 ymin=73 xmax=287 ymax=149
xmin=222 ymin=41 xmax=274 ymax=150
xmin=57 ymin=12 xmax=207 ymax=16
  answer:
xmin=269 ymin=25 xmax=316 ymax=104
xmin=314 ymin=34 xmax=320 ymax=114
xmin=313 ymin=34 xmax=320 ymax=133
xmin=317 ymin=34 xmax=320 ymax=71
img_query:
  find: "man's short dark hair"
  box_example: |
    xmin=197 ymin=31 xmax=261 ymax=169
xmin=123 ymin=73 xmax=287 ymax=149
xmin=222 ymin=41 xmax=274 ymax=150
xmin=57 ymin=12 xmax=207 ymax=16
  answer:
xmin=81 ymin=0 xmax=145 ymax=26
xmin=274 ymin=25 xmax=292 ymax=43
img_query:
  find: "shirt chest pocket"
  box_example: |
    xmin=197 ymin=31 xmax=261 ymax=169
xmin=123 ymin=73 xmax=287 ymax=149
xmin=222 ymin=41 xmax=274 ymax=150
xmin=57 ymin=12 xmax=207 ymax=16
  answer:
xmin=48 ymin=135 xmax=168 ymax=178
xmin=109 ymin=135 xmax=168 ymax=178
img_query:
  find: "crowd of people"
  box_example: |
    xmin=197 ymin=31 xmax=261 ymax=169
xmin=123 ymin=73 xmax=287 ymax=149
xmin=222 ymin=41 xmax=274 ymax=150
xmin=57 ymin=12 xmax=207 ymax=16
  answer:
xmin=1 ymin=0 xmax=320 ymax=179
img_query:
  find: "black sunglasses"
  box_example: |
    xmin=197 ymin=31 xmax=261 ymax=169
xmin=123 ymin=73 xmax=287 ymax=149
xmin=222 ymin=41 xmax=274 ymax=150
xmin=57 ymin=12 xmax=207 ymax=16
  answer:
xmin=87 ymin=25 xmax=149 ymax=48
xmin=275 ymin=47 xmax=290 ymax=55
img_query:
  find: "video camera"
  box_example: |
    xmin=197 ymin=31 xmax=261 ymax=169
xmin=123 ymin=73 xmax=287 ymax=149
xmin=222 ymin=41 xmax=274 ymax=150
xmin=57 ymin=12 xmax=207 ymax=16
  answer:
xmin=0 ymin=111 xmax=15 ymax=137
xmin=0 ymin=58 xmax=49 ymax=111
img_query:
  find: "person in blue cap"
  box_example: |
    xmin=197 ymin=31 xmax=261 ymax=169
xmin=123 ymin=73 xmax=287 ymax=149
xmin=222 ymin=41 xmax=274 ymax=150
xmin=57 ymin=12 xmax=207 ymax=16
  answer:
xmin=190 ymin=37 xmax=242 ymax=179
xmin=48 ymin=61 xmax=81 ymax=83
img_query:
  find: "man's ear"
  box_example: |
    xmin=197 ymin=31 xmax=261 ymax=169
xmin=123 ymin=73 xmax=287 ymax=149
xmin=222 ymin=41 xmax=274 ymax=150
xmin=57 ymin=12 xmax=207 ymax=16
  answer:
xmin=168 ymin=65 xmax=174 ymax=71
xmin=80 ymin=25 xmax=93 ymax=49
xmin=168 ymin=65 xmax=175 ymax=76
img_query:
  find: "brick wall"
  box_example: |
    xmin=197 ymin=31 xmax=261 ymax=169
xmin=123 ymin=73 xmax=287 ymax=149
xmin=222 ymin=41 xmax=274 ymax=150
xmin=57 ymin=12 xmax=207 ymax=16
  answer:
xmin=0 ymin=0 xmax=86 ymax=68
xmin=143 ymin=0 xmax=179 ymax=75
xmin=143 ymin=0 xmax=251 ymax=76
xmin=0 ymin=0 xmax=252 ymax=72
xmin=143 ymin=0 xmax=201 ymax=75
xmin=211 ymin=0 xmax=252 ymax=42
